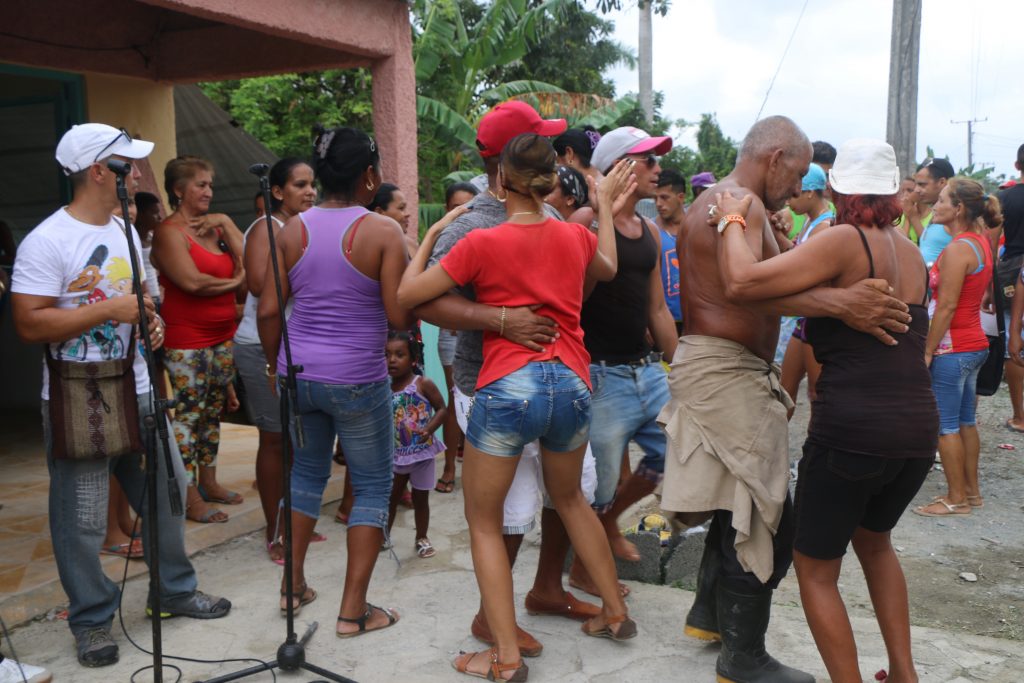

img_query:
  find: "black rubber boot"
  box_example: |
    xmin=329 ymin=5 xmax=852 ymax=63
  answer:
xmin=715 ymin=582 xmax=815 ymax=683
xmin=684 ymin=541 xmax=721 ymax=642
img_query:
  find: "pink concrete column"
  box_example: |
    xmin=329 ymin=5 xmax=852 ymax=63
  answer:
xmin=371 ymin=7 xmax=418 ymax=235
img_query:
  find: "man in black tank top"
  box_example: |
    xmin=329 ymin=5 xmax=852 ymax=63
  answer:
xmin=567 ymin=127 xmax=680 ymax=595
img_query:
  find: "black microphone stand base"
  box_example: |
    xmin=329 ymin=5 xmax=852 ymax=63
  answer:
xmin=197 ymin=622 xmax=354 ymax=683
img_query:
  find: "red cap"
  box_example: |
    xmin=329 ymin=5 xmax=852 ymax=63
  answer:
xmin=475 ymin=101 xmax=567 ymax=158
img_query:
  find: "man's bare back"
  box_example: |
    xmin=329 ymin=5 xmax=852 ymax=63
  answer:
xmin=682 ymin=177 xmax=781 ymax=362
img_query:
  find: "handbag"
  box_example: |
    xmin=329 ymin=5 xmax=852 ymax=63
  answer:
xmin=976 ymin=285 xmax=1006 ymax=397
xmin=45 ymin=328 xmax=142 ymax=460
xmin=995 ymin=253 xmax=1023 ymax=308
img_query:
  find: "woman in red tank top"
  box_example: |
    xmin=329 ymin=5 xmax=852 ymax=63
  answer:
xmin=916 ymin=178 xmax=1003 ymax=518
xmin=151 ymin=156 xmax=246 ymax=523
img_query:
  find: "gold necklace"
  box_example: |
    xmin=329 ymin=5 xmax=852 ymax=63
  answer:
xmin=508 ymin=210 xmax=542 ymax=218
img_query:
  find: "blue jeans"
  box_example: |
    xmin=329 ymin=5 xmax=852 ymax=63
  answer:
xmin=466 ymin=361 xmax=591 ymax=457
xmin=43 ymin=392 xmax=197 ymax=636
xmin=589 ymin=361 xmax=670 ymax=508
xmin=930 ymin=349 xmax=989 ymax=435
xmin=291 ymin=379 xmax=393 ymax=528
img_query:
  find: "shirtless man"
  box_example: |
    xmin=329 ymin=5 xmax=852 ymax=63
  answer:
xmin=660 ymin=116 xmax=910 ymax=683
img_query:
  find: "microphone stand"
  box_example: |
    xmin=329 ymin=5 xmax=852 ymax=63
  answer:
xmin=109 ymin=159 xmax=184 ymax=683
xmin=196 ymin=164 xmax=355 ymax=683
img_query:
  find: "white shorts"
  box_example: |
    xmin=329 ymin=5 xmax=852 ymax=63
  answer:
xmin=453 ymin=386 xmax=597 ymax=534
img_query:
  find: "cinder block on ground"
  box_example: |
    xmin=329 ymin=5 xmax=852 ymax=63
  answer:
xmin=663 ymin=529 xmax=707 ymax=588
xmin=614 ymin=531 xmax=663 ymax=583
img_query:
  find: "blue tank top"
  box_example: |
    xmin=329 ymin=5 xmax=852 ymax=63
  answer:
xmin=658 ymin=225 xmax=681 ymax=321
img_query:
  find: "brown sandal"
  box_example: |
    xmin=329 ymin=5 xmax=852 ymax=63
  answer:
xmin=280 ymin=583 xmax=317 ymax=616
xmin=453 ymin=648 xmax=528 ymax=682
xmin=582 ymin=613 xmax=638 ymax=641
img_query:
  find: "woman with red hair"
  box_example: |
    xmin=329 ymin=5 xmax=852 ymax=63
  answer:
xmin=711 ymin=139 xmax=937 ymax=683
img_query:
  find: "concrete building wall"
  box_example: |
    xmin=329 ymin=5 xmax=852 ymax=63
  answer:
xmin=84 ymin=72 xmax=176 ymax=202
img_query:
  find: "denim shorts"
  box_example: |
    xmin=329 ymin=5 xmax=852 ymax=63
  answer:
xmin=466 ymin=362 xmax=591 ymax=457
xmin=930 ymin=349 xmax=988 ymax=435
xmin=233 ymin=343 xmax=282 ymax=432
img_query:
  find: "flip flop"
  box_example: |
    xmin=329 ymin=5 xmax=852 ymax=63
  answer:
xmin=311 ymin=531 xmax=328 ymax=542
xmin=334 ymin=511 xmax=349 ymax=525
xmin=197 ymin=485 xmax=244 ymax=505
xmin=913 ymin=498 xmax=971 ymax=517
xmin=1006 ymin=419 xmax=1024 ymax=433
xmin=336 ymin=604 xmax=399 ymax=638
xmin=581 ymin=614 xmax=638 ymax=641
xmin=967 ymin=495 xmax=984 ymax=508
xmin=100 ymin=540 xmax=143 ymax=559
xmin=187 ymin=506 xmax=229 ymax=524
xmin=435 ymin=477 xmax=455 ymax=493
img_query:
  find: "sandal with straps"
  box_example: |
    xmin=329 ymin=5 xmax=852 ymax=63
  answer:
xmin=581 ymin=613 xmax=638 ymax=641
xmin=280 ymin=583 xmax=317 ymax=616
xmin=336 ymin=603 xmax=399 ymax=638
xmin=913 ymin=497 xmax=971 ymax=517
xmin=453 ymin=648 xmax=528 ymax=682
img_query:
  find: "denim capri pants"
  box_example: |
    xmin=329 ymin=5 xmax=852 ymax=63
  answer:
xmin=290 ymin=378 xmax=393 ymax=528
xmin=930 ymin=349 xmax=989 ymax=436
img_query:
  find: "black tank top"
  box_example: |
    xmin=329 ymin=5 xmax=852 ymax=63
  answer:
xmin=805 ymin=227 xmax=939 ymax=459
xmin=581 ymin=216 xmax=657 ymax=363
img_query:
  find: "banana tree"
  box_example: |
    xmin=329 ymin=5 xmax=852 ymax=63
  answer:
xmin=413 ymin=0 xmax=573 ymax=157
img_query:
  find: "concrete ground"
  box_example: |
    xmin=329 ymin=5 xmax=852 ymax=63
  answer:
xmin=5 ymin=467 xmax=1022 ymax=683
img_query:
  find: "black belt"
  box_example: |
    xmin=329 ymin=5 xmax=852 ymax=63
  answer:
xmin=601 ymin=354 xmax=656 ymax=368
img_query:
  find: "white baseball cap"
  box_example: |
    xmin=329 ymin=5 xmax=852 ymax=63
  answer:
xmin=55 ymin=123 xmax=154 ymax=176
xmin=828 ymin=138 xmax=900 ymax=196
xmin=591 ymin=126 xmax=672 ymax=175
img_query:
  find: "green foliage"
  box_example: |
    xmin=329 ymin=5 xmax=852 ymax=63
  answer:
xmin=593 ymin=0 xmax=671 ymax=16
xmin=487 ymin=1 xmax=634 ymax=98
xmin=199 ymin=71 xmax=374 ymax=159
xmin=660 ymin=114 xmax=738 ymax=201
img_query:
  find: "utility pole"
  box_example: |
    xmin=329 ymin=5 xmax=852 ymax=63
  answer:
xmin=951 ymin=117 xmax=987 ymax=167
xmin=638 ymin=0 xmax=653 ymax=125
xmin=886 ymin=0 xmax=922 ymax=177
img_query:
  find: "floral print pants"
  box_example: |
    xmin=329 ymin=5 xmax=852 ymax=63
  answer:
xmin=164 ymin=341 xmax=235 ymax=481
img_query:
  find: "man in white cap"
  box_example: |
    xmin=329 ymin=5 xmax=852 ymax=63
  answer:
xmin=567 ymin=126 xmax=679 ymax=596
xmin=661 ymin=116 xmax=910 ymax=683
xmin=11 ymin=123 xmax=231 ymax=669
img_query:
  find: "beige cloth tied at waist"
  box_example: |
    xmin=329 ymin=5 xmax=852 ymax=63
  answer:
xmin=657 ymin=335 xmax=794 ymax=584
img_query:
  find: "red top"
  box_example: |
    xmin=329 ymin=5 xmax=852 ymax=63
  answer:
xmin=441 ymin=218 xmax=598 ymax=390
xmin=159 ymin=232 xmax=237 ymax=349
xmin=928 ymin=232 xmax=992 ymax=354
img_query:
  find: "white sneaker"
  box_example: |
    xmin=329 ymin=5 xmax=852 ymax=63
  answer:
xmin=0 ymin=657 xmax=52 ymax=683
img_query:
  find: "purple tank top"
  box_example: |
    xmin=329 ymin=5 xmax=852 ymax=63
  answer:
xmin=281 ymin=206 xmax=388 ymax=384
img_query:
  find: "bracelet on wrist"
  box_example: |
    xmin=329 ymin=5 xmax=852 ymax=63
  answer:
xmin=498 ymin=306 xmax=507 ymax=337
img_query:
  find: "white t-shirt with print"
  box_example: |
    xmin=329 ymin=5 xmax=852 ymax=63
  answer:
xmin=12 ymin=208 xmax=151 ymax=400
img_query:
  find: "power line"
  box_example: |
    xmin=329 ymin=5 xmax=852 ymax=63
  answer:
xmin=754 ymin=0 xmax=811 ymax=123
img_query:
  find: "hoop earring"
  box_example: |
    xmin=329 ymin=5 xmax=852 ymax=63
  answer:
xmin=366 ymin=181 xmax=375 ymax=192
xmin=495 ymin=186 xmax=508 ymax=203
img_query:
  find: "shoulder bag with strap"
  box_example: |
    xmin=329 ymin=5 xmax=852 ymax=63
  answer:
xmin=45 ymin=325 xmax=142 ymax=460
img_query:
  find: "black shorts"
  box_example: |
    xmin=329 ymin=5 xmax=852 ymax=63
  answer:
xmin=793 ymin=441 xmax=931 ymax=560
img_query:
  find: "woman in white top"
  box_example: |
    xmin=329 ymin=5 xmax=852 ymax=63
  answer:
xmin=233 ymin=157 xmax=317 ymax=563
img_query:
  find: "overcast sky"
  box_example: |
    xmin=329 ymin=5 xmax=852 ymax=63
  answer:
xmin=603 ymin=0 xmax=1023 ymax=179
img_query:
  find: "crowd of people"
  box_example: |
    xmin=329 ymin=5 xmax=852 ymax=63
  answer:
xmin=3 ymin=101 xmax=1022 ymax=683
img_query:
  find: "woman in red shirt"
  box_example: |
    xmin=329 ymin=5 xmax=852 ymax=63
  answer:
xmin=151 ymin=156 xmax=245 ymax=523
xmin=399 ymin=134 xmax=636 ymax=681
xmin=915 ymin=178 xmax=1002 ymax=517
